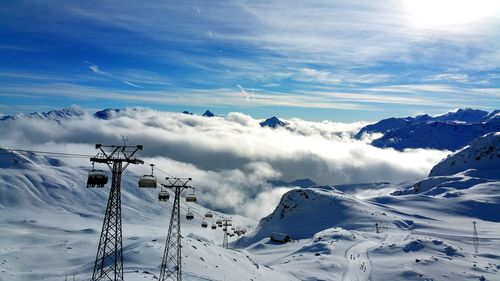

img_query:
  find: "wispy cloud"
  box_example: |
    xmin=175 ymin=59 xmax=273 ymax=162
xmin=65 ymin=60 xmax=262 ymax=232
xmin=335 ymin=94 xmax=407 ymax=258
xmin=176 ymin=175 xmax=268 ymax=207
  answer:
xmin=88 ymin=64 xmax=109 ymax=76
xmin=122 ymin=80 xmax=142 ymax=88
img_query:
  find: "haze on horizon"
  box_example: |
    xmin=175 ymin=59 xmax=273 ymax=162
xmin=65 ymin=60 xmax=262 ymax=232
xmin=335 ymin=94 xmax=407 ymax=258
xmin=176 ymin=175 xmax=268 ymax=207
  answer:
xmin=1 ymin=0 xmax=499 ymax=121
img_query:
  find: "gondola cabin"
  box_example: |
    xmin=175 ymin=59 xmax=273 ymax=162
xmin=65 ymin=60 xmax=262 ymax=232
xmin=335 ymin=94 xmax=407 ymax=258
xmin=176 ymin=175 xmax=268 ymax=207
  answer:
xmin=87 ymin=170 xmax=108 ymax=188
xmin=201 ymin=221 xmax=208 ymax=228
xmin=211 ymin=224 xmax=217 ymax=229
xmin=158 ymin=191 xmax=169 ymax=202
xmin=204 ymin=211 xmax=213 ymax=218
xmin=186 ymin=193 xmax=197 ymax=203
xmin=138 ymin=175 xmax=157 ymax=188
xmin=186 ymin=210 xmax=194 ymax=220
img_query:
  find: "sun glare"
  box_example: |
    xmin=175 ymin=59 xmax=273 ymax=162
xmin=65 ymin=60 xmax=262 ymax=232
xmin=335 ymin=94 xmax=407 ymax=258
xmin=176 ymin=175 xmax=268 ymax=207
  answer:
xmin=404 ymin=0 xmax=500 ymax=28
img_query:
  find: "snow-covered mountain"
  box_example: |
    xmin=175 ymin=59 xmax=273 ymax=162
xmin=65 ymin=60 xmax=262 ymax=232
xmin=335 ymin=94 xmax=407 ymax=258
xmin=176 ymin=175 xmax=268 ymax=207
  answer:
xmin=259 ymin=116 xmax=286 ymax=128
xmin=372 ymin=118 xmax=499 ymax=151
xmin=356 ymin=108 xmax=499 ymax=151
xmin=390 ymin=133 xmax=500 ymax=222
xmin=429 ymin=132 xmax=499 ymax=178
xmin=0 ymin=107 xmax=86 ymax=121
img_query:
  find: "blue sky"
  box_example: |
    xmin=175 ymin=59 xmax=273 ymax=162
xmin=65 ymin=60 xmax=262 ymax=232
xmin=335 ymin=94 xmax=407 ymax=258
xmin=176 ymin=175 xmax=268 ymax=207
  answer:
xmin=0 ymin=0 xmax=499 ymax=121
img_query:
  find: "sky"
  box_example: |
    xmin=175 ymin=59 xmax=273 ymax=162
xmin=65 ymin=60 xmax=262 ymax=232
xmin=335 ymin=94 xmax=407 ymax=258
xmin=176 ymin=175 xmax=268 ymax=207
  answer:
xmin=1 ymin=0 xmax=499 ymax=121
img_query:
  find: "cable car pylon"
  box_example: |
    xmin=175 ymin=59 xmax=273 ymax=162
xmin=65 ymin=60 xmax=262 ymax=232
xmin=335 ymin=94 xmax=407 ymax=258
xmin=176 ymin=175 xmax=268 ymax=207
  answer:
xmin=89 ymin=143 xmax=144 ymax=281
xmin=159 ymin=177 xmax=194 ymax=281
xmin=221 ymin=218 xmax=232 ymax=249
xmin=473 ymin=221 xmax=479 ymax=254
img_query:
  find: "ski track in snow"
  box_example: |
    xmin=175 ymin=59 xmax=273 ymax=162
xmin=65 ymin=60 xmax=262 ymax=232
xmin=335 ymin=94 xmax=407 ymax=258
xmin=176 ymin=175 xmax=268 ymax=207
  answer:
xmin=342 ymin=231 xmax=408 ymax=281
xmin=342 ymin=239 xmax=377 ymax=281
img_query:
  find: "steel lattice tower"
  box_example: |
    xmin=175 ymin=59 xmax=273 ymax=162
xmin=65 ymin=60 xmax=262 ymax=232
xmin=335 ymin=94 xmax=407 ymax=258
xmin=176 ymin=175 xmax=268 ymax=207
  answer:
xmin=90 ymin=144 xmax=144 ymax=281
xmin=159 ymin=177 xmax=193 ymax=281
xmin=222 ymin=231 xmax=229 ymax=249
xmin=221 ymin=218 xmax=232 ymax=249
xmin=473 ymin=221 xmax=479 ymax=254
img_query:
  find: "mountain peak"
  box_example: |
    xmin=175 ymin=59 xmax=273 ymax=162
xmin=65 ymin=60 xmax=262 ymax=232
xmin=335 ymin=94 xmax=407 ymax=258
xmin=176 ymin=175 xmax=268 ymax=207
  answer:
xmin=202 ymin=110 xmax=215 ymax=117
xmin=94 ymin=109 xmax=120 ymax=120
xmin=260 ymin=116 xmax=286 ymax=128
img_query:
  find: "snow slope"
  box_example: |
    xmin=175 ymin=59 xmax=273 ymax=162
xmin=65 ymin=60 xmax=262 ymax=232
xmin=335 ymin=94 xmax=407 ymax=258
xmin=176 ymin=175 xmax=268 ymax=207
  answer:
xmin=430 ymin=132 xmax=499 ymax=179
xmin=0 ymin=149 xmax=264 ymax=281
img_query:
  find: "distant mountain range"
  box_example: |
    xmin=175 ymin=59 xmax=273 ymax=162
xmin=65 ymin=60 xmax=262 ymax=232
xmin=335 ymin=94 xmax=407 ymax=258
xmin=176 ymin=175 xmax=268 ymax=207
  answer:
xmin=2 ymin=107 xmax=498 ymax=152
xmin=356 ymin=108 xmax=499 ymax=151
xmin=0 ymin=107 xmax=86 ymax=121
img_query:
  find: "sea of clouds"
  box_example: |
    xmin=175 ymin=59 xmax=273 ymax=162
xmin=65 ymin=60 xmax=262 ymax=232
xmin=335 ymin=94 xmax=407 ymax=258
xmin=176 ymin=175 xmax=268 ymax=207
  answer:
xmin=0 ymin=108 xmax=449 ymax=218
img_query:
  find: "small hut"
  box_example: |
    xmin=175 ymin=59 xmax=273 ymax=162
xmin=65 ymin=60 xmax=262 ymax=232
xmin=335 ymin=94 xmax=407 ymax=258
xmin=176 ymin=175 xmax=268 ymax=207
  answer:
xmin=270 ymin=232 xmax=291 ymax=243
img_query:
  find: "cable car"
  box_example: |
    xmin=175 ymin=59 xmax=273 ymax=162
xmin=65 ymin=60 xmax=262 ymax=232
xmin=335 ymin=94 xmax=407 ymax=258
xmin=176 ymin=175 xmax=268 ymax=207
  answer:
xmin=216 ymin=219 xmax=222 ymax=225
xmin=186 ymin=209 xmax=194 ymax=220
xmin=229 ymin=233 xmax=235 ymax=237
xmin=223 ymin=227 xmax=227 ymax=232
xmin=186 ymin=190 xmax=197 ymax=203
xmin=87 ymin=163 xmax=108 ymax=187
xmin=211 ymin=223 xmax=217 ymax=229
xmin=201 ymin=221 xmax=208 ymax=228
xmin=158 ymin=190 xmax=169 ymax=202
xmin=139 ymin=164 xmax=157 ymax=188
xmin=204 ymin=211 xmax=213 ymax=218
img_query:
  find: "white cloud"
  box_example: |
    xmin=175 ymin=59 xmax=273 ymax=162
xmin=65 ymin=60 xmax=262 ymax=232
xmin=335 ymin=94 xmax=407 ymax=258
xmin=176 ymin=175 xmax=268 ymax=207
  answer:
xmin=0 ymin=109 xmax=449 ymax=218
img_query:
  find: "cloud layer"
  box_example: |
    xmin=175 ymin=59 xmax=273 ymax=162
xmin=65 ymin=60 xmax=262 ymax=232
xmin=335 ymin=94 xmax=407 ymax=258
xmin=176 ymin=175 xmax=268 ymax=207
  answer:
xmin=0 ymin=109 xmax=449 ymax=218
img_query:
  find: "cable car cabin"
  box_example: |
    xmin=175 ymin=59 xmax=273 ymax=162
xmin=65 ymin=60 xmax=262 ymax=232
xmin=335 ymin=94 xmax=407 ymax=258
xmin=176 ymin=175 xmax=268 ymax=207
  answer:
xmin=231 ymin=227 xmax=235 ymax=230
xmin=211 ymin=224 xmax=217 ymax=229
xmin=138 ymin=175 xmax=157 ymax=188
xmin=223 ymin=227 xmax=227 ymax=232
xmin=229 ymin=233 xmax=235 ymax=237
xmin=201 ymin=221 xmax=208 ymax=228
xmin=87 ymin=170 xmax=108 ymax=187
xmin=216 ymin=219 xmax=222 ymax=225
xmin=158 ymin=191 xmax=169 ymax=202
xmin=204 ymin=211 xmax=213 ymax=218
xmin=186 ymin=193 xmax=197 ymax=203
xmin=186 ymin=211 xmax=194 ymax=220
